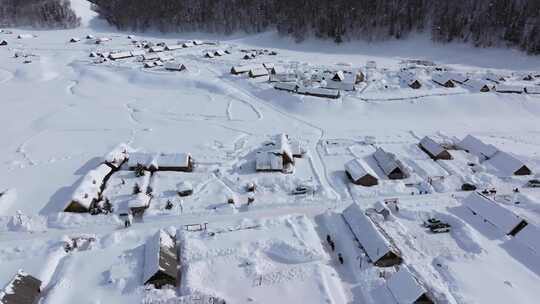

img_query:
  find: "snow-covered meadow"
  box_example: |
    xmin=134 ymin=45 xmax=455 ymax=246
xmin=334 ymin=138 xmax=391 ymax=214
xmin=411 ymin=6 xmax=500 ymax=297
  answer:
xmin=1 ymin=1 xmax=540 ymax=303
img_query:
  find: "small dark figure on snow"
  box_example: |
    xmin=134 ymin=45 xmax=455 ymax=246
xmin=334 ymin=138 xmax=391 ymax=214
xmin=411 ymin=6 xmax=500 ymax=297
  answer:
xmin=338 ymin=253 xmax=344 ymax=265
xmin=326 ymin=235 xmax=332 ymax=243
xmin=513 ymin=188 xmax=520 ymax=193
xmin=330 ymin=241 xmax=335 ymax=252
xmin=165 ymin=200 xmax=174 ymax=210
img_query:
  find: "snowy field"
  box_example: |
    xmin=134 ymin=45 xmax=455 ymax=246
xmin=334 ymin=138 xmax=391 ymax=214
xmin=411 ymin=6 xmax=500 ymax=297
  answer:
xmin=1 ymin=1 xmax=540 ymax=303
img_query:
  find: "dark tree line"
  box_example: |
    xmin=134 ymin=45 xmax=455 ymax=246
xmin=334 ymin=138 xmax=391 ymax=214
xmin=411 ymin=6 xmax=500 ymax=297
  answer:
xmin=88 ymin=0 xmax=539 ymax=54
xmin=0 ymin=0 xmax=80 ymax=28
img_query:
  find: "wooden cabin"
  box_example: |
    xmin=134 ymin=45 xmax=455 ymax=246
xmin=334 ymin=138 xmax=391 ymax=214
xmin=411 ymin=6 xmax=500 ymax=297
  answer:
xmin=373 ymin=148 xmax=407 ymax=180
xmin=343 ymin=203 xmax=402 ymax=267
xmin=419 ymin=136 xmax=452 ymax=160
xmin=345 ymin=159 xmax=379 ymax=187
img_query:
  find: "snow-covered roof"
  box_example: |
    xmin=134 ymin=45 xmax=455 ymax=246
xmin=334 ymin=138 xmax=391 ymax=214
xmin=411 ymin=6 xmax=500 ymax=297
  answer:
xmin=155 ymin=153 xmax=191 ymax=169
xmin=495 ymin=84 xmax=523 ymax=93
xmin=432 ymin=73 xmax=453 ymax=86
xmin=158 ymin=53 xmax=174 ymax=62
xmin=448 ymin=72 xmax=468 ymax=83
xmin=525 ymin=86 xmax=540 ymax=94
xmin=345 ymin=159 xmax=378 ymax=182
xmin=69 ymin=164 xmax=112 ymax=210
xmin=143 ymin=230 xmax=177 ymax=284
xmin=514 ymin=224 xmax=540 ymax=254
xmin=182 ymin=42 xmax=194 ymax=47
xmin=128 ymin=193 xmax=151 ymax=209
xmin=387 ymin=267 xmax=428 ymax=304
xmin=274 ymin=82 xmax=299 ymax=92
xmin=149 ymin=46 xmax=165 ymax=53
xmin=127 ymin=152 xmax=154 ymax=168
xmin=165 ymin=44 xmax=183 ymax=51
xmin=373 ymin=148 xmax=404 ymax=177
xmin=465 ymin=79 xmax=492 ymax=92
xmin=462 ymin=192 xmax=526 ymax=235
xmin=326 ymin=80 xmax=355 ymax=91
xmin=457 ymin=135 xmax=498 ymax=160
xmin=164 ymin=62 xmax=186 ymax=71
xmin=419 ymin=136 xmax=447 ymax=158
xmin=332 ymin=71 xmax=345 ymax=81
xmin=192 ymin=40 xmax=203 ymax=45
xmin=271 ymin=66 xmax=287 ymax=75
xmin=273 ymin=133 xmax=294 ymax=162
xmin=249 ymin=67 xmax=269 ymax=77
xmin=231 ymin=64 xmax=264 ymax=74
xmin=130 ymin=50 xmax=145 ymax=57
xmin=342 ymin=203 xmax=398 ymax=264
xmin=215 ymin=50 xmax=226 ymax=56
xmin=142 ymin=53 xmax=159 ymax=61
xmin=204 ymin=52 xmax=215 ymax=58
xmin=108 ymin=51 xmax=132 ymax=60
xmin=255 ymin=151 xmax=283 ymax=171
xmin=0 ymin=270 xmax=41 ymax=304
xmin=297 ymin=87 xmax=340 ymax=99
xmin=485 ymin=151 xmax=530 ymax=176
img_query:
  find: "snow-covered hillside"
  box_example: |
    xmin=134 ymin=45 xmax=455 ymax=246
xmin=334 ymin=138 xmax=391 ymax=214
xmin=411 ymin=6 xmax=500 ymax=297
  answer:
xmin=1 ymin=3 xmax=540 ymax=304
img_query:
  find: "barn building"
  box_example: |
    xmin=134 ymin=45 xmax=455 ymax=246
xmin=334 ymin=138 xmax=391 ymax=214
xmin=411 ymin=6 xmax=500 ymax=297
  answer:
xmin=274 ymin=82 xmax=299 ymax=93
xmin=345 ymin=159 xmax=379 ymax=186
xmin=64 ymin=164 xmax=113 ymax=213
xmin=164 ymin=62 xmax=186 ymax=71
xmin=342 ymin=203 xmax=402 ymax=267
xmin=143 ymin=230 xmax=178 ymax=289
xmin=419 ymin=136 xmax=452 ymax=160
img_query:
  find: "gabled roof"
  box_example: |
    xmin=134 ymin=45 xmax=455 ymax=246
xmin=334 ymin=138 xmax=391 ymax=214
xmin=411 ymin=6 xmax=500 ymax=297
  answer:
xmin=297 ymin=87 xmax=340 ymax=99
xmin=332 ymin=71 xmax=345 ymax=81
xmin=342 ymin=203 xmax=398 ymax=264
xmin=457 ymin=135 xmax=498 ymax=160
xmin=155 ymin=153 xmax=191 ymax=168
xmin=128 ymin=193 xmax=151 ymax=209
xmin=165 ymin=44 xmax=183 ymax=51
xmin=345 ymin=159 xmax=378 ymax=182
xmin=143 ymin=230 xmax=177 ymax=284
xmin=463 ymin=192 xmax=526 ymax=235
xmin=419 ymin=136 xmax=448 ymax=158
xmin=164 ymin=62 xmax=186 ymax=71
xmin=514 ymin=224 xmax=540 ymax=254
xmin=108 ymin=51 xmax=132 ymax=60
xmin=326 ymin=80 xmax=355 ymax=91
xmin=255 ymin=151 xmax=283 ymax=171
xmin=231 ymin=64 xmax=264 ymax=74
xmin=495 ymin=84 xmax=523 ymax=93
xmin=387 ymin=267 xmax=429 ymax=304
xmin=142 ymin=53 xmax=159 ymax=61
xmin=273 ymin=133 xmax=294 ymax=162
xmin=149 ymin=46 xmax=165 ymax=53
xmin=271 ymin=66 xmax=287 ymax=75
xmin=373 ymin=148 xmax=404 ymax=177
xmin=0 ymin=270 xmax=41 ymax=304
xmin=525 ymin=86 xmax=540 ymax=94
xmin=274 ymin=82 xmax=299 ymax=92
xmin=432 ymin=73 xmax=454 ymax=86
xmin=486 ymin=151 xmax=530 ymax=176
xmin=249 ymin=67 xmax=269 ymax=77
xmin=130 ymin=50 xmax=145 ymax=57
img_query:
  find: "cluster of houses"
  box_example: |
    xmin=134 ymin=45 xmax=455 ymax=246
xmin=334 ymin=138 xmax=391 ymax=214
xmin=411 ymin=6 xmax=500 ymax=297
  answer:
xmin=64 ymin=151 xmax=194 ymax=215
xmin=345 ymin=134 xmax=532 ymax=188
xmin=231 ymin=63 xmax=366 ymax=99
xmin=457 ymin=135 xmax=532 ymax=176
xmin=204 ymin=49 xmax=231 ymax=58
xmin=345 ymin=147 xmax=408 ymax=187
xmin=240 ymin=48 xmax=277 ymax=60
xmin=255 ymin=134 xmax=304 ymax=173
xmin=342 ymin=203 xmax=435 ymax=303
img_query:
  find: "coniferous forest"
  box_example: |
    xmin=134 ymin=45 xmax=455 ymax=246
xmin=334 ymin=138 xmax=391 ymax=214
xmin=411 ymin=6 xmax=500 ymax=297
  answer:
xmin=88 ymin=0 xmax=540 ymax=54
xmin=0 ymin=0 xmax=80 ymax=28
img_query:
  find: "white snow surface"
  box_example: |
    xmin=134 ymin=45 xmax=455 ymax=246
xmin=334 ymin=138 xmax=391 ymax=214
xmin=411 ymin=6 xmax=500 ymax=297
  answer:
xmin=1 ymin=5 xmax=540 ymax=304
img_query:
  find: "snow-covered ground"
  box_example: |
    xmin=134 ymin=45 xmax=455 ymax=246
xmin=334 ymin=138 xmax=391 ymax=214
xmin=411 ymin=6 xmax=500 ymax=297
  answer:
xmin=1 ymin=2 xmax=540 ymax=303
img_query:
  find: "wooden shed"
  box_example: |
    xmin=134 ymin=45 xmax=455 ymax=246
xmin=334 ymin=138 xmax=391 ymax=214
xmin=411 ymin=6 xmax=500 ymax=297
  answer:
xmin=0 ymin=271 xmax=41 ymax=304
xmin=432 ymin=73 xmax=455 ymax=88
xmin=143 ymin=230 xmax=178 ymax=289
xmin=486 ymin=151 xmax=532 ymax=176
xmin=64 ymin=164 xmax=113 ymax=213
xmin=373 ymin=148 xmax=407 ymax=180
xmin=342 ymin=203 xmax=402 ymax=267
xmin=345 ymin=159 xmax=378 ymax=186
xmin=419 ymin=136 xmax=452 ymax=160
xmin=164 ymin=62 xmax=187 ymax=71
xmin=457 ymin=135 xmax=498 ymax=161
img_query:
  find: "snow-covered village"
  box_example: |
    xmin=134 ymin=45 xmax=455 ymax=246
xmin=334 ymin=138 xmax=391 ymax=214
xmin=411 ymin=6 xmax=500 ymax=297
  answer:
xmin=1 ymin=1 xmax=540 ymax=304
